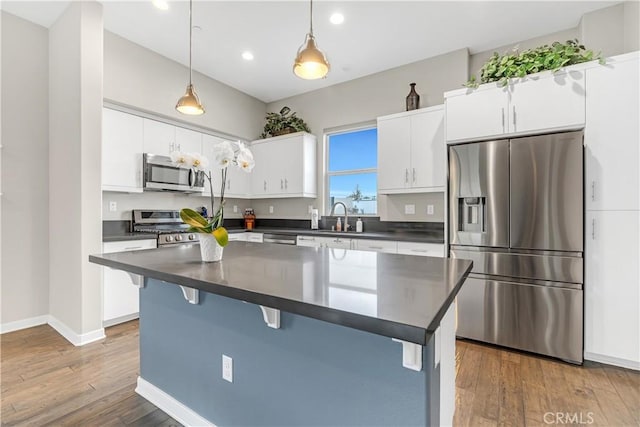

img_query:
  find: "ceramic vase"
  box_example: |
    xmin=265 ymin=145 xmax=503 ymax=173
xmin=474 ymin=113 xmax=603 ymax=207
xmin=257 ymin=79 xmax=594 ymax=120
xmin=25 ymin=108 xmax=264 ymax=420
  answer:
xmin=199 ymin=233 xmax=224 ymax=262
xmin=406 ymin=83 xmax=420 ymax=111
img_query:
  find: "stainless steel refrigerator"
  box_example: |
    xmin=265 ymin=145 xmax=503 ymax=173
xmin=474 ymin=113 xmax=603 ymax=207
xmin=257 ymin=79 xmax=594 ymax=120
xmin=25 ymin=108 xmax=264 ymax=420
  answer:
xmin=449 ymin=131 xmax=584 ymax=364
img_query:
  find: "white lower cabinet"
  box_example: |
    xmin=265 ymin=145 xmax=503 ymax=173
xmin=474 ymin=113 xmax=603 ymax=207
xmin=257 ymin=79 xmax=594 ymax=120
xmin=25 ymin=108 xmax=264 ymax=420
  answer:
xmin=585 ymin=210 xmax=640 ymax=369
xmin=354 ymin=239 xmax=397 ymax=253
xmin=297 ymin=235 xmax=322 ymax=247
xmin=247 ymin=233 xmax=264 ymax=243
xmin=228 ymin=233 xmax=248 ymax=242
xmin=102 ymin=239 xmax=156 ymax=327
xmin=296 ymin=235 xmax=352 ymax=249
xmin=397 ymin=242 xmax=445 ymax=257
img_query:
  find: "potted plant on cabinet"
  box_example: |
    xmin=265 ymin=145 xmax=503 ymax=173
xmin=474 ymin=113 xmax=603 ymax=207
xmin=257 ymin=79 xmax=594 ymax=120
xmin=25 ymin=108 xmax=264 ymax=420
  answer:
xmin=260 ymin=106 xmax=311 ymax=139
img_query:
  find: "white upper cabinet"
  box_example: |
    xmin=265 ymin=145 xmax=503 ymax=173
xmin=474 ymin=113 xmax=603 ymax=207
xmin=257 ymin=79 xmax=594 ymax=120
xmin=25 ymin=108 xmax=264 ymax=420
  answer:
xmin=378 ymin=106 xmax=445 ymax=193
xmin=102 ymin=108 xmax=144 ymax=192
xmin=175 ymin=127 xmax=202 ymax=154
xmin=201 ymin=134 xmax=250 ymax=199
xmin=250 ymin=132 xmax=317 ymax=198
xmin=143 ymin=118 xmax=177 ymax=155
xmin=585 ymin=53 xmax=639 ymax=211
xmin=445 ymin=66 xmax=585 ymax=143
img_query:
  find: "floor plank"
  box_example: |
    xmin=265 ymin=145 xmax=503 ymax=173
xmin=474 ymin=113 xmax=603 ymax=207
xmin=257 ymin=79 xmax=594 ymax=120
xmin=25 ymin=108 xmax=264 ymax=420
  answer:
xmin=2 ymin=322 xmax=639 ymax=426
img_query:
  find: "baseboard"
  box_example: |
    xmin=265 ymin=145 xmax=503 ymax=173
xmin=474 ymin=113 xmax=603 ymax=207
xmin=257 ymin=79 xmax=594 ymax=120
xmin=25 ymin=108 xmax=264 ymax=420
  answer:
xmin=47 ymin=316 xmax=106 ymax=346
xmin=0 ymin=315 xmax=48 ymax=334
xmin=585 ymin=352 xmax=640 ymax=371
xmin=103 ymin=312 xmax=139 ymax=328
xmin=136 ymin=377 xmax=216 ymax=427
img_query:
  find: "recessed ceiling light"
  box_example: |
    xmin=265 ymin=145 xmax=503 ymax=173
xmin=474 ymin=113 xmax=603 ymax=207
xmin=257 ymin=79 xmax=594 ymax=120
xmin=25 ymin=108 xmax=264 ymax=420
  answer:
xmin=330 ymin=13 xmax=344 ymax=25
xmin=152 ymin=0 xmax=169 ymax=11
xmin=242 ymin=51 xmax=254 ymax=61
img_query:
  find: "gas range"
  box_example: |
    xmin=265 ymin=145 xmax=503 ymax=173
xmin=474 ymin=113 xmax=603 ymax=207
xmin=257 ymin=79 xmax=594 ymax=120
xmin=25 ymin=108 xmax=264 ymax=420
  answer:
xmin=132 ymin=210 xmax=200 ymax=247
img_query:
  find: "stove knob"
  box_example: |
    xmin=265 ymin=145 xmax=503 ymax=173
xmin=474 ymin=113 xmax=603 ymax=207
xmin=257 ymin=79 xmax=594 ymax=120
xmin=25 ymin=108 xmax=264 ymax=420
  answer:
xmin=165 ymin=235 xmax=174 ymax=242
xmin=175 ymin=235 xmax=183 ymax=241
xmin=188 ymin=234 xmax=196 ymax=240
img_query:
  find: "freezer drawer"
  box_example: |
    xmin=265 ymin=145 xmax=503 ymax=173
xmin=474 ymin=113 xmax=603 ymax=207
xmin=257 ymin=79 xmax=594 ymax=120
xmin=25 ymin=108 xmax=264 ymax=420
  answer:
xmin=456 ymin=276 xmax=583 ymax=363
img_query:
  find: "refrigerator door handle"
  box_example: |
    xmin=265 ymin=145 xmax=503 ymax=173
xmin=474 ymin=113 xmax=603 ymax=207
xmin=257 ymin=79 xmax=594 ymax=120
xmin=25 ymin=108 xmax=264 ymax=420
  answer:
xmin=501 ymin=108 xmax=505 ymax=130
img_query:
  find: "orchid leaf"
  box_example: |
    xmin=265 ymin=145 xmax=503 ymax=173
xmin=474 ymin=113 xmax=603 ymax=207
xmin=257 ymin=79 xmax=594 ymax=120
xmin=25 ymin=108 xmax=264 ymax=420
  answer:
xmin=212 ymin=227 xmax=229 ymax=247
xmin=180 ymin=208 xmax=208 ymax=228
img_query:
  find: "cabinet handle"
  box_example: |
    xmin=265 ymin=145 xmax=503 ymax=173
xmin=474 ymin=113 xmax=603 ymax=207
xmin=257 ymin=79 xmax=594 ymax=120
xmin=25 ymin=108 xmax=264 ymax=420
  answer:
xmin=405 ymin=169 xmax=409 ymax=184
xmin=264 ymin=180 xmax=267 ymax=191
xmin=280 ymin=179 xmax=284 ymax=190
xmin=412 ymin=168 xmax=416 ymax=183
xmin=592 ymin=218 xmax=595 ymax=240
xmin=369 ymin=246 xmax=383 ymax=250
xmin=512 ymin=106 xmax=516 ymax=127
xmin=285 ymin=178 xmax=288 ymax=189
xmin=228 ymin=179 xmax=231 ymax=190
xmin=501 ymin=108 xmax=505 ymax=130
xmin=591 ymin=181 xmax=595 ymax=202
xmin=124 ymin=246 xmax=143 ymax=251
xmin=411 ymin=249 xmax=429 ymax=253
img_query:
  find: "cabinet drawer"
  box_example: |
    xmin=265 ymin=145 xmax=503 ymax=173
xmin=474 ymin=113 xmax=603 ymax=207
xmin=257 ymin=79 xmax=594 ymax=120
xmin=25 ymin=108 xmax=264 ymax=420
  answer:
xmin=397 ymin=242 xmax=444 ymax=257
xmin=103 ymin=239 xmax=156 ymax=253
xmin=228 ymin=233 xmax=248 ymax=242
xmin=247 ymin=233 xmax=264 ymax=243
xmin=354 ymin=239 xmax=397 ymax=253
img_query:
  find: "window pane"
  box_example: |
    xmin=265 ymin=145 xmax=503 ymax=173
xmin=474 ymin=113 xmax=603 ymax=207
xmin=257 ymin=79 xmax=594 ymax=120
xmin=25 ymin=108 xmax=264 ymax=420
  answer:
xmin=328 ymin=128 xmax=377 ymax=172
xmin=328 ymin=173 xmax=377 ymax=215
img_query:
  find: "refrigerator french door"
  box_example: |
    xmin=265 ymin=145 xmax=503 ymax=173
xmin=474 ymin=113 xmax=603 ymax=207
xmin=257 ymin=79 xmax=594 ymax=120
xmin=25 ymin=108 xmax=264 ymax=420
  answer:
xmin=449 ymin=131 xmax=584 ymax=364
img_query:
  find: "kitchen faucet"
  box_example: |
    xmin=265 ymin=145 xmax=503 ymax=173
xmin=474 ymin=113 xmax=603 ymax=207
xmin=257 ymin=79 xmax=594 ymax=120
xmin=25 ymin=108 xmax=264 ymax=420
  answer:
xmin=329 ymin=202 xmax=349 ymax=231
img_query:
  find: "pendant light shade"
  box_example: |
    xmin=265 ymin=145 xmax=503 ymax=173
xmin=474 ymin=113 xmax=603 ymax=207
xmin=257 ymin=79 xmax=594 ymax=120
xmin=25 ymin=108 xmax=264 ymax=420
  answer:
xmin=176 ymin=0 xmax=205 ymax=115
xmin=293 ymin=0 xmax=329 ymax=80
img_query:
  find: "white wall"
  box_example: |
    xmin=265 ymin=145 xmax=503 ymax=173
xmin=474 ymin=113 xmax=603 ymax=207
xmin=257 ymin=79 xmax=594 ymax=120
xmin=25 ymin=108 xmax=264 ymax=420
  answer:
xmin=103 ymin=31 xmax=265 ymax=141
xmin=0 ymin=12 xmax=50 ymax=326
xmin=265 ymin=48 xmax=469 ymax=219
xmin=49 ymin=1 xmax=103 ymax=339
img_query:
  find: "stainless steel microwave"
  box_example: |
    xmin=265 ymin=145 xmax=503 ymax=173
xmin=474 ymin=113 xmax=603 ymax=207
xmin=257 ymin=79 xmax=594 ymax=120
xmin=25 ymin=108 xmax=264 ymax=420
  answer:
xmin=143 ymin=153 xmax=205 ymax=193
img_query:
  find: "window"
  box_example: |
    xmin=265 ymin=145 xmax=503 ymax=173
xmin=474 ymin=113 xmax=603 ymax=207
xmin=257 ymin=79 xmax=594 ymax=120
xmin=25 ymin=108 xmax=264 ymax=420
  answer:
xmin=326 ymin=127 xmax=377 ymax=215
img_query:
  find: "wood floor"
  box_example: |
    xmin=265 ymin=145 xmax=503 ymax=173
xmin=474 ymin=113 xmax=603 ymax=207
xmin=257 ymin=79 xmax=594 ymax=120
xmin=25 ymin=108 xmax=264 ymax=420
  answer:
xmin=1 ymin=322 xmax=638 ymax=426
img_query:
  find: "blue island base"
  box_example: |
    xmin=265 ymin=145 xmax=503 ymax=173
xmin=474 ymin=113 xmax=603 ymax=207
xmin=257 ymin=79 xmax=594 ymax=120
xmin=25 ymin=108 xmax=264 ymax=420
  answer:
xmin=138 ymin=278 xmax=443 ymax=426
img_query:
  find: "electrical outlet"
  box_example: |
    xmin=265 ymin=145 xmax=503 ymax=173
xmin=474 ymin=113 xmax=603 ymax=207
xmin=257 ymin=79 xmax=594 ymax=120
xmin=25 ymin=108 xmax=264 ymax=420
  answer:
xmin=269 ymin=206 xmax=274 ymax=214
xmin=109 ymin=201 xmax=117 ymax=212
xmin=222 ymin=355 xmax=233 ymax=383
xmin=404 ymin=204 xmax=415 ymax=215
xmin=233 ymin=205 xmax=238 ymax=213
xmin=427 ymin=205 xmax=434 ymax=215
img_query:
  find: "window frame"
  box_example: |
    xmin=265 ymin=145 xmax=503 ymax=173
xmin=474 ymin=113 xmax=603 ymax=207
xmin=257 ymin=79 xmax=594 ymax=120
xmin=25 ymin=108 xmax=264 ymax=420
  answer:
xmin=324 ymin=124 xmax=378 ymax=216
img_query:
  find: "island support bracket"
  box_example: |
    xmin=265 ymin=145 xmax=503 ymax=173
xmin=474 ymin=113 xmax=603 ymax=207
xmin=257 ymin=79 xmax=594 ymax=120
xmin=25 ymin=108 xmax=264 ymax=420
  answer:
xmin=259 ymin=306 xmax=280 ymax=329
xmin=125 ymin=272 xmax=144 ymax=288
xmin=179 ymin=286 xmax=199 ymax=305
xmin=392 ymin=339 xmax=422 ymax=371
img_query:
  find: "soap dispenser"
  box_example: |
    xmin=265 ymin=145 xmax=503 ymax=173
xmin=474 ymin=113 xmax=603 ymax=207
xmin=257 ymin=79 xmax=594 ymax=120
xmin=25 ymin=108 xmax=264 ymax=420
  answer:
xmin=356 ymin=218 xmax=363 ymax=233
xmin=336 ymin=217 xmax=342 ymax=232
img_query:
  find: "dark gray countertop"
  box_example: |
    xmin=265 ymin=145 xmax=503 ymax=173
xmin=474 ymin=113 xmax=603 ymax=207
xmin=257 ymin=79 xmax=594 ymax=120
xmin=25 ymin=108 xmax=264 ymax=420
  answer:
xmin=89 ymin=243 xmax=471 ymax=345
xmin=103 ymin=232 xmax=157 ymax=242
xmin=227 ymin=227 xmax=445 ymax=244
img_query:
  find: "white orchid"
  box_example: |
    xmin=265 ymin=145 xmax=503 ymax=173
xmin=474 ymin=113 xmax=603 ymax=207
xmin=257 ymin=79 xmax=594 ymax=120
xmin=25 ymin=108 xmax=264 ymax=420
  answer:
xmin=171 ymin=141 xmax=255 ymax=240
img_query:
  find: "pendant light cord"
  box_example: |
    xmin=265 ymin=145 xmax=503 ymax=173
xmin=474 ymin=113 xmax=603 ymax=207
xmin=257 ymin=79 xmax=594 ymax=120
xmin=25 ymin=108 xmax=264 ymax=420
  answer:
xmin=189 ymin=0 xmax=193 ymax=85
xmin=309 ymin=0 xmax=314 ymax=36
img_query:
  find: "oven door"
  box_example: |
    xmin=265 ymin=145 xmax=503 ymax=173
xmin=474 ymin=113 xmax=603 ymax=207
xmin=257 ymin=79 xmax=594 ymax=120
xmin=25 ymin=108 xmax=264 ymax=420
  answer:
xmin=143 ymin=153 xmax=204 ymax=192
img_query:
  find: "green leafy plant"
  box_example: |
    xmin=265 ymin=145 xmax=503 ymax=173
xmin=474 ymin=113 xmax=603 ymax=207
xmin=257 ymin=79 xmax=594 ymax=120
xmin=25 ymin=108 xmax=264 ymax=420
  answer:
xmin=260 ymin=106 xmax=311 ymax=139
xmin=465 ymin=39 xmax=603 ymax=88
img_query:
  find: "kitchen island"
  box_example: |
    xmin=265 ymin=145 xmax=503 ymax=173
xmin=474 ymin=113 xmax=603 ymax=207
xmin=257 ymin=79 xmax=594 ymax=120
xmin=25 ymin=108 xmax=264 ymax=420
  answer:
xmin=90 ymin=243 xmax=472 ymax=426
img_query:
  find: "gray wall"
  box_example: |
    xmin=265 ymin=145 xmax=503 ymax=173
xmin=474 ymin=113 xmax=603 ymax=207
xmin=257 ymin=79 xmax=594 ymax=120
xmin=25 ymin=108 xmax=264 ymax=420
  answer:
xmin=0 ymin=12 xmax=50 ymax=326
xmin=48 ymin=1 xmax=103 ymax=336
xmin=103 ymin=31 xmax=265 ymax=141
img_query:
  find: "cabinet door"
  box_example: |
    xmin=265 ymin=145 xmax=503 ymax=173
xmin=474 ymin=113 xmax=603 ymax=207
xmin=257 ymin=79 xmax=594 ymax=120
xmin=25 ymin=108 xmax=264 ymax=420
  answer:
xmin=410 ymin=109 xmax=445 ymax=190
xmin=509 ymin=73 xmax=585 ymax=134
xmin=323 ymin=237 xmax=352 ymax=249
xmin=143 ymin=118 xmax=176 ymax=155
xmin=102 ymin=108 xmax=144 ymax=192
xmin=585 ymin=211 xmax=640 ymax=366
xmin=175 ymin=127 xmax=202 ymax=154
xmin=297 ymin=235 xmax=322 ymax=247
xmin=396 ymin=242 xmax=444 ymax=257
xmin=445 ymin=87 xmax=508 ymax=142
xmin=277 ymin=137 xmax=304 ymax=195
xmin=585 ymin=57 xmax=639 ymax=211
xmin=225 ymin=164 xmax=250 ymax=198
xmin=354 ymin=239 xmax=397 ymax=253
xmin=250 ymin=142 xmax=271 ymax=196
xmin=102 ymin=239 xmax=156 ymax=326
xmin=377 ymin=115 xmax=411 ymax=191
xmin=201 ymin=134 xmax=225 ymax=197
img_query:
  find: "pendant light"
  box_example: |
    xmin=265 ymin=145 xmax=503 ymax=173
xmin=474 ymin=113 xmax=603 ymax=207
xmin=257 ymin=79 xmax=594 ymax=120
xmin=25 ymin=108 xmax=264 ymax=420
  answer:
xmin=176 ymin=0 xmax=205 ymax=115
xmin=293 ymin=0 xmax=330 ymax=80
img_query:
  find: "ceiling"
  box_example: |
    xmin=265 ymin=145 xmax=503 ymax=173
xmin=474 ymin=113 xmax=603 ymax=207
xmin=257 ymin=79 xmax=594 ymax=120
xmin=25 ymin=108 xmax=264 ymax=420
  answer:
xmin=2 ymin=1 xmax=617 ymax=103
